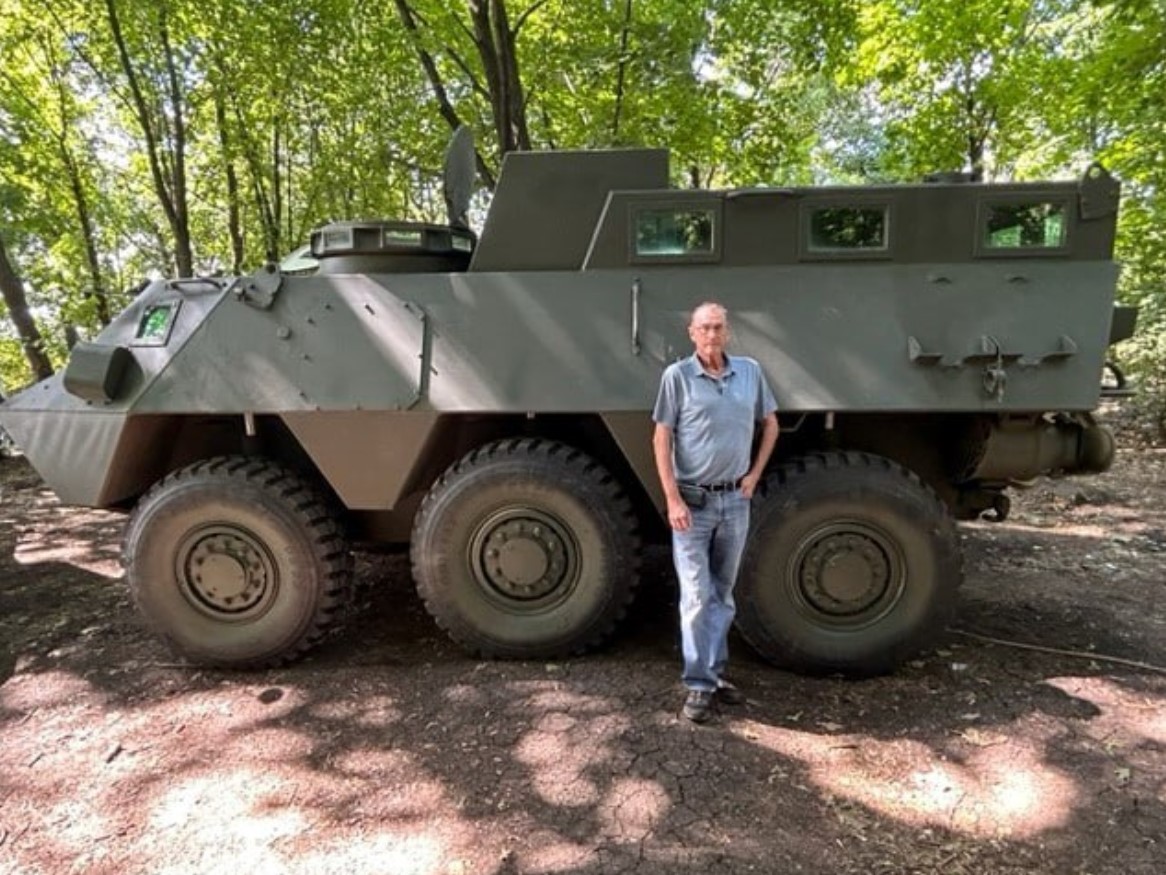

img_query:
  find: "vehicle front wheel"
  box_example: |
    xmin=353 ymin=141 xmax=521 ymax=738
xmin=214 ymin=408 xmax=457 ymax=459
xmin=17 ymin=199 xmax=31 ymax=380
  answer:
xmin=410 ymin=438 xmax=641 ymax=658
xmin=123 ymin=456 xmax=352 ymax=668
xmin=735 ymin=452 xmax=963 ymax=675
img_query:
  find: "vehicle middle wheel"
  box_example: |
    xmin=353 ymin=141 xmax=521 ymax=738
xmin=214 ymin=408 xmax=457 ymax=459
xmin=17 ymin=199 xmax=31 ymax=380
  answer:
xmin=410 ymin=438 xmax=641 ymax=658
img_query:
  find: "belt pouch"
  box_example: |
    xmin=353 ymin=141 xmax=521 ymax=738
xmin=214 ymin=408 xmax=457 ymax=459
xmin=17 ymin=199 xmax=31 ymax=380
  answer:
xmin=678 ymin=484 xmax=707 ymax=509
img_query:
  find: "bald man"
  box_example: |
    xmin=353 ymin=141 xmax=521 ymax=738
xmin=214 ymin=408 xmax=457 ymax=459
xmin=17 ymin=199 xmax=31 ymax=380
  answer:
xmin=652 ymin=302 xmax=779 ymax=723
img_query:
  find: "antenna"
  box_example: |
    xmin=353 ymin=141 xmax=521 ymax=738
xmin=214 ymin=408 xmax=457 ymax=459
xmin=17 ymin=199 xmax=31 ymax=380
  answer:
xmin=443 ymin=126 xmax=476 ymax=230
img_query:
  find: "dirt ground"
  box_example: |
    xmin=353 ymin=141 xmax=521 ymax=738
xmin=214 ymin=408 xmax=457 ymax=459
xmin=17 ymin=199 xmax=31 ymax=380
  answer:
xmin=1 ymin=429 xmax=1163 ymax=875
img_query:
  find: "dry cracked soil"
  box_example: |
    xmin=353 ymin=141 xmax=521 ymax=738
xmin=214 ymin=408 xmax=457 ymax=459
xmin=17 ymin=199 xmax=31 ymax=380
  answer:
xmin=1 ymin=424 xmax=1164 ymax=874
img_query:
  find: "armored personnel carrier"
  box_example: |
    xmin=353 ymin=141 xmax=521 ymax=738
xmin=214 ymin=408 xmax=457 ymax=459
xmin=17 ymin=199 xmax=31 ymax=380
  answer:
xmin=0 ymin=131 xmax=1134 ymax=674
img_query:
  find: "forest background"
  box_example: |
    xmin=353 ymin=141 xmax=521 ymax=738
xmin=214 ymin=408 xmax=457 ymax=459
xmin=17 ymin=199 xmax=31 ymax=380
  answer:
xmin=0 ymin=0 xmax=1163 ymax=424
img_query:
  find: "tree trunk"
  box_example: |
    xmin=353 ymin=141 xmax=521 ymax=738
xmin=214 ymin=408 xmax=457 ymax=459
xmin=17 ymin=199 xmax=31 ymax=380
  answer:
xmin=961 ymin=64 xmax=989 ymax=181
xmin=611 ymin=0 xmax=634 ymax=142
xmin=229 ymin=94 xmax=280 ymax=262
xmin=0 ymin=236 xmax=54 ymax=381
xmin=469 ymin=0 xmax=532 ymax=154
xmin=213 ymin=88 xmax=245 ymax=274
xmin=46 ymin=50 xmax=113 ymax=326
xmin=104 ymin=0 xmax=194 ymax=277
xmin=158 ymin=14 xmax=194 ymax=275
xmin=62 ymin=151 xmax=112 ymax=325
xmin=271 ymin=121 xmax=283 ymax=261
xmin=393 ymin=0 xmax=497 ymax=189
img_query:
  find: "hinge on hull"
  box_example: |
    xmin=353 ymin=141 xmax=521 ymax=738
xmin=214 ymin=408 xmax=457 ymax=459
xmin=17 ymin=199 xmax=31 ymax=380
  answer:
xmin=230 ymin=263 xmax=283 ymax=310
xmin=631 ymin=278 xmax=642 ymax=356
xmin=402 ymin=301 xmax=433 ymax=408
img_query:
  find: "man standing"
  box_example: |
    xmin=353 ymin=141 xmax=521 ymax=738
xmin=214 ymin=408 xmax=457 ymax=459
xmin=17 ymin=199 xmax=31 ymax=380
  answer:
xmin=652 ymin=302 xmax=779 ymax=723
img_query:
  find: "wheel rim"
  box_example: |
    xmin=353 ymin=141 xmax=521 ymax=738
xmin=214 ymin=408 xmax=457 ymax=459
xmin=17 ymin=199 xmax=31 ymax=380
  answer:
xmin=175 ymin=524 xmax=279 ymax=621
xmin=787 ymin=521 xmax=906 ymax=629
xmin=468 ymin=507 xmax=580 ymax=610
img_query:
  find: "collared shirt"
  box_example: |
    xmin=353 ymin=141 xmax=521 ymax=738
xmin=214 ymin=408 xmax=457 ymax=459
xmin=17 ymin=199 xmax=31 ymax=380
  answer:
xmin=652 ymin=353 xmax=778 ymax=485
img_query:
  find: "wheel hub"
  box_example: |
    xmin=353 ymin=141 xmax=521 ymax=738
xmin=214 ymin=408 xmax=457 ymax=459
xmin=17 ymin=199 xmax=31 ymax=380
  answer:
xmin=799 ymin=530 xmax=892 ymax=617
xmin=177 ymin=526 xmax=275 ymax=616
xmin=472 ymin=511 xmax=575 ymax=602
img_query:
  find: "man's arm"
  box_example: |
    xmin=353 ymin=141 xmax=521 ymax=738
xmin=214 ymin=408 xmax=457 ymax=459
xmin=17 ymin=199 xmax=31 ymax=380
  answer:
xmin=653 ymin=423 xmax=691 ymax=531
xmin=739 ymin=413 xmax=779 ymax=499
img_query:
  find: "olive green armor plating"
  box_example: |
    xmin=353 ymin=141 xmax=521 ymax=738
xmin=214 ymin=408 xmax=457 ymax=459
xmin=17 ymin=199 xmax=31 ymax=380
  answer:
xmin=0 ymin=131 xmax=1134 ymax=673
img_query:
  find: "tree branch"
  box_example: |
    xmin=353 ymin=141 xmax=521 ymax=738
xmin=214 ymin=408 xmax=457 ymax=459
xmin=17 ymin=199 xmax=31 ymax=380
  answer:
xmin=952 ymin=629 xmax=1166 ymax=675
xmin=445 ymin=46 xmax=492 ymax=101
xmin=103 ymin=0 xmax=186 ymax=274
xmin=394 ymin=0 xmax=497 ymax=188
xmin=512 ymin=0 xmax=551 ymax=36
xmin=35 ymin=0 xmax=134 ymax=116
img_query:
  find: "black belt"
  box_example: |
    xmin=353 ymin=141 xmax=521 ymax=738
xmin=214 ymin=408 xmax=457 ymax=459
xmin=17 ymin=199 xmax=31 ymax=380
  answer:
xmin=694 ymin=480 xmax=739 ymax=493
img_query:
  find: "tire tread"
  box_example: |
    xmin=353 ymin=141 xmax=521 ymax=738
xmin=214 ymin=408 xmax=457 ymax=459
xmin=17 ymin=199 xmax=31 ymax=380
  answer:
xmin=411 ymin=438 xmax=641 ymax=659
xmin=740 ymin=450 xmax=963 ymax=675
xmin=123 ymin=455 xmax=353 ymax=669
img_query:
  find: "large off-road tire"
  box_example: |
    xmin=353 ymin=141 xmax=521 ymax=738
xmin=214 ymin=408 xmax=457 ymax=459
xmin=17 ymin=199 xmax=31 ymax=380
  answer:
xmin=735 ymin=452 xmax=962 ymax=676
xmin=411 ymin=438 xmax=641 ymax=658
xmin=123 ymin=456 xmax=353 ymax=668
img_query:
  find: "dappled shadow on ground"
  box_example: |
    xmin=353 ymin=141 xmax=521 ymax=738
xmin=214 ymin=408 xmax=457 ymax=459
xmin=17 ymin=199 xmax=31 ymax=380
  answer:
xmin=2 ymin=453 xmax=1165 ymax=874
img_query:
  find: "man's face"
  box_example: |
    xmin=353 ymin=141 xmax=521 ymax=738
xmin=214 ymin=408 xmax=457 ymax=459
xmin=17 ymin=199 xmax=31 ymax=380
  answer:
xmin=688 ymin=306 xmax=729 ymax=360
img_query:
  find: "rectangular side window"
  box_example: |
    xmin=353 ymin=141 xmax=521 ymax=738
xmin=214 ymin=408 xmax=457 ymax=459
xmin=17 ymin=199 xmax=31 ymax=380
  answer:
xmin=808 ymin=206 xmax=888 ymax=252
xmin=634 ymin=208 xmax=716 ymax=257
xmin=982 ymin=202 xmax=1066 ymax=250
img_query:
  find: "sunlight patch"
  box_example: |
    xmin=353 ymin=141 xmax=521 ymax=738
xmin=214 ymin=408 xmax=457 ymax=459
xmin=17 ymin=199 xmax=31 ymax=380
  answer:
xmin=514 ymin=710 xmax=631 ymax=808
xmin=13 ymin=509 xmax=123 ymax=579
xmin=597 ymin=776 xmax=670 ymax=840
xmin=306 ymin=695 xmax=402 ymax=727
xmin=1045 ymin=676 xmax=1166 ymax=745
xmin=149 ymin=769 xmax=309 ymax=852
xmin=0 ymin=669 xmax=96 ymax=710
xmin=288 ymin=833 xmax=446 ymax=875
xmin=733 ymin=720 xmax=1078 ymax=838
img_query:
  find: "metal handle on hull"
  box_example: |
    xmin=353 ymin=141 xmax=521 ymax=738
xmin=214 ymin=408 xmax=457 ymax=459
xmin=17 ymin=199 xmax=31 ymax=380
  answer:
xmin=631 ymin=278 xmax=641 ymax=356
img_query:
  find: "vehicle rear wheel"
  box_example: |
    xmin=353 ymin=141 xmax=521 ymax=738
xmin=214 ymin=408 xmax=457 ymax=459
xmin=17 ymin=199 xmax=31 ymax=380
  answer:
xmin=123 ymin=456 xmax=352 ymax=668
xmin=411 ymin=438 xmax=641 ymax=658
xmin=735 ymin=452 xmax=962 ymax=675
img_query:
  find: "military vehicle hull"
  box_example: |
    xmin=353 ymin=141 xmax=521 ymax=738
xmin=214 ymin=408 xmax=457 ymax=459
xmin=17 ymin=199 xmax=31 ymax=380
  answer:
xmin=0 ymin=143 xmax=1131 ymax=674
xmin=1 ymin=259 xmax=1120 ymax=501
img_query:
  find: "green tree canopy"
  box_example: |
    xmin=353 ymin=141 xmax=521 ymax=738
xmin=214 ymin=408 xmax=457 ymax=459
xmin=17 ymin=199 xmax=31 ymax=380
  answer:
xmin=0 ymin=0 xmax=1162 ymax=412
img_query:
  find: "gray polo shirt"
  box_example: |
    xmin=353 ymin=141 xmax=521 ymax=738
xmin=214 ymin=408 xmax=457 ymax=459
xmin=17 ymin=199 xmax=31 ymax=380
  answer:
xmin=652 ymin=353 xmax=778 ymax=485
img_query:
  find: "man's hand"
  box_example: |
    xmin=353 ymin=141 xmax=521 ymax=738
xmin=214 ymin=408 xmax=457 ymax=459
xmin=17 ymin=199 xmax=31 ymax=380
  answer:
xmin=740 ymin=414 xmax=779 ymax=500
xmin=667 ymin=496 xmax=692 ymax=531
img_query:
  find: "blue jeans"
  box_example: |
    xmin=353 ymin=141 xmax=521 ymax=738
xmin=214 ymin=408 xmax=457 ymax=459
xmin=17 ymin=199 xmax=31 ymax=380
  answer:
xmin=672 ymin=490 xmax=751 ymax=692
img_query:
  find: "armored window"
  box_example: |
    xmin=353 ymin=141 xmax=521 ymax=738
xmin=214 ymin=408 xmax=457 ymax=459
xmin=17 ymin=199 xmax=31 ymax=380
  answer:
xmin=383 ymin=228 xmax=423 ymax=247
xmin=133 ymin=299 xmax=181 ymax=346
xmin=982 ymin=202 xmax=1066 ymax=250
xmin=633 ymin=209 xmax=716 ymax=257
xmin=807 ymin=206 xmax=889 ymax=252
xmin=317 ymin=226 xmax=354 ymax=253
